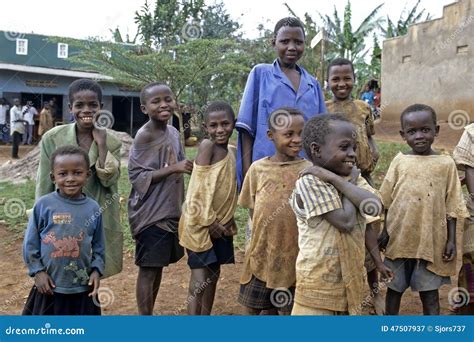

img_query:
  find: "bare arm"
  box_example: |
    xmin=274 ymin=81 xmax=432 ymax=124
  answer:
xmin=195 ymin=139 xmax=213 ymax=166
xmin=366 ymin=222 xmax=393 ymax=280
xmin=443 ymin=217 xmax=457 ymax=261
xmin=321 ymin=196 xmax=357 ymax=233
xmin=241 ymin=131 xmax=254 ymax=180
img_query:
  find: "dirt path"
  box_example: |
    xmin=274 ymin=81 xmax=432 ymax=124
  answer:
xmin=0 ymin=223 xmax=455 ymax=316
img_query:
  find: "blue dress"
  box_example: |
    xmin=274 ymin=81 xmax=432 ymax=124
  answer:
xmin=235 ymin=60 xmax=326 ymax=189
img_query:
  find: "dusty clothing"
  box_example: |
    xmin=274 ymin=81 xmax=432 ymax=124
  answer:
xmin=290 ymin=174 xmax=379 ymax=314
xmin=292 ymin=302 xmax=348 ymax=315
xmin=326 ymin=99 xmax=375 ymax=173
xmin=36 ymin=123 xmax=122 ymax=278
xmin=128 ymin=125 xmax=185 ymax=237
xmin=38 ymin=108 xmax=54 ymax=136
xmin=179 ymin=147 xmax=238 ymax=252
xmin=238 ymin=157 xmax=312 ymax=289
xmin=380 ymin=153 xmax=469 ymax=277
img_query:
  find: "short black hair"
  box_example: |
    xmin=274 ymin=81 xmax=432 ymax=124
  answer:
xmin=140 ymin=82 xmax=169 ymax=105
xmin=400 ymin=104 xmax=437 ymax=128
xmin=50 ymin=145 xmax=90 ymax=171
xmin=274 ymin=17 xmax=305 ymax=38
xmin=68 ymin=79 xmax=103 ymax=103
xmin=302 ymin=114 xmax=351 ymax=158
xmin=267 ymin=107 xmax=304 ymax=131
xmin=327 ymin=57 xmax=355 ymax=80
xmin=203 ymin=101 xmax=235 ymax=122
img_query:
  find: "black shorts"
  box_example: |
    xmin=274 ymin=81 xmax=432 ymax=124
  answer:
xmin=135 ymin=225 xmax=184 ymax=267
xmin=238 ymin=275 xmax=295 ymax=313
xmin=187 ymin=236 xmax=235 ymax=269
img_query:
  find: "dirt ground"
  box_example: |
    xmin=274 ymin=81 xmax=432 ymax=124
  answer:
xmin=0 ymin=121 xmax=466 ymax=315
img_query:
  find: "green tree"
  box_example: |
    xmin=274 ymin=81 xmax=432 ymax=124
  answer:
xmin=370 ymin=33 xmax=381 ymax=79
xmin=380 ymin=0 xmax=431 ymax=38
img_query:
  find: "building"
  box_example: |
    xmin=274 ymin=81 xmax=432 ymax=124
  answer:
xmin=0 ymin=31 xmax=146 ymax=136
xmin=381 ymin=0 xmax=473 ymax=122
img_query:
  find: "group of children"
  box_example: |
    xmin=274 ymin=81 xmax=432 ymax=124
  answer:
xmin=21 ymin=17 xmax=471 ymax=316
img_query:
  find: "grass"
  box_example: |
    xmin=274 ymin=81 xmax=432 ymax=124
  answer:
xmin=0 ymin=140 xmax=410 ymax=250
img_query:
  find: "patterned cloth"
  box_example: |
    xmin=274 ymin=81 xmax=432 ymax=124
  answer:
xmin=290 ymin=174 xmax=379 ymax=314
xmin=326 ymin=98 xmax=375 ymax=174
xmin=179 ymin=146 xmax=238 ymax=252
xmin=238 ymin=157 xmax=312 ymax=289
xmin=380 ymin=153 xmax=469 ymax=277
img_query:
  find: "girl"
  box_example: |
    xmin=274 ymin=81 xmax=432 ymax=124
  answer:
xmin=23 ymin=145 xmax=104 ymax=315
xmin=38 ymin=101 xmax=54 ymax=137
xmin=379 ymin=104 xmax=469 ymax=315
xmin=36 ymin=79 xmax=123 ymax=279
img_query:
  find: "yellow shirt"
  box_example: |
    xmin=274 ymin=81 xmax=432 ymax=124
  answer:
xmin=238 ymin=157 xmax=312 ymax=289
xmin=380 ymin=153 xmax=469 ymax=276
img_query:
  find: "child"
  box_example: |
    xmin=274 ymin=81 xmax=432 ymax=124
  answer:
xmin=23 ymin=145 xmax=104 ymax=315
xmin=326 ymin=57 xmax=383 ymax=314
xmin=453 ymin=123 xmax=474 ymax=314
xmin=38 ymin=101 xmax=54 ymax=137
xmin=236 ymin=17 xmax=326 ymax=247
xmin=289 ymin=114 xmax=390 ymax=315
xmin=128 ymin=82 xmax=193 ymax=315
xmin=179 ymin=101 xmax=237 ymax=315
xmin=379 ymin=104 xmax=469 ymax=315
xmin=36 ymin=79 xmax=123 ymax=279
xmin=238 ymin=107 xmax=312 ymax=315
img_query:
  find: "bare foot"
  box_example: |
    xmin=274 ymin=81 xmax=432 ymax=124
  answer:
xmin=372 ymin=292 xmax=385 ymax=315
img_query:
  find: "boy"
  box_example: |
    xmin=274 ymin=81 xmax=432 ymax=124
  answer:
xmin=238 ymin=107 xmax=312 ymax=315
xmin=290 ymin=114 xmax=390 ymax=315
xmin=179 ymin=101 xmax=237 ymax=315
xmin=128 ymin=82 xmax=193 ymax=315
xmin=36 ymin=79 xmax=123 ymax=278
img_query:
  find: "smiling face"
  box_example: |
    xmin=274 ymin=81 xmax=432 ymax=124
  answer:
xmin=51 ymin=154 xmax=90 ymax=199
xmin=311 ymin=121 xmax=357 ymax=176
xmin=268 ymin=114 xmax=305 ymax=162
xmin=203 ymin=110 xmax=234 ymax=147
xmin=69 ymin=90 xmax=102 ymax=130
xmin=272 ymin=26 xmax=305 ymax=67
xmin=400 ymin=110 xmax=439 ymax=155
xmin=328 ymin=64 xmax=354 ymax=101
xmin=140 ymin=85 xmax=177 ymax=123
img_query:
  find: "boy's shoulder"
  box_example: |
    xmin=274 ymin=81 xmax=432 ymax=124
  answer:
xmin=41 ymin=123 xmax=73 ymax=141
xmin=134 ymin=123 xmax=178 ymax=145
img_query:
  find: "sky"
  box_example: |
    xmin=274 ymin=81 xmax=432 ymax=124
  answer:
xmin=0 ymin=0 xmax=455 ymax=41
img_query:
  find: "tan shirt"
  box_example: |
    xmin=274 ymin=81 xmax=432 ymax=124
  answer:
xmin=238 ymin=157 xmax=312 ymax=289
xmin=290 ymin=174 xmax=378 ymax=314
xmin=380 ymin=153 xmax=469 ymax=276
xmin=179 ymin=148 xmax=238 ymax=252
xmin=326 ymin=99 xmax=375 ymax=173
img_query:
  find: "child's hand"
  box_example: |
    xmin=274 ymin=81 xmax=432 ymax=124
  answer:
xmin=88 ymin=270 xmax=101 ymax=297
xmin=223 ymin=218 xmax=236 ymax=236
xmin=378 ymin=229 xmax=389 ymax=252
xmin=209 ymin=222 xmax=227 ymax=239
xmin=173 ymin=160 xmax=193 ymax=174
xmin=34 ymin=271 xmax=55 ymax=295
xmin=92 ymin=126 xmax=107 ymax=146
xmin=300 ymin=165 xmax=336 ymax=183
xmin=376 ymin=263 xmax=393 ymax=283
xmin=459 ymin=175 xmax=466 ymax=186
xmin=443 ymin=240 xmax=456 ymax=261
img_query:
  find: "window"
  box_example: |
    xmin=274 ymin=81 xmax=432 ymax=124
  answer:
xmin=457 ymin=45 xmax=468 ymax=54
xmin=57 ymin=43 xmax=68 ymax=58
xmin=402 ymin=55 xmax=411 ymax=63
xmin=16 ymin=38 xmax=28 ymax=55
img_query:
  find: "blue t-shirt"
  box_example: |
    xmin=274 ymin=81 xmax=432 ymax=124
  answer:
xmin=360 ymin=91 xmax=375 ymax=106
xmin=235 ymin=60 xmax=326 ymax=189
xmin=23 ymin=191 xmax=105 ymax=294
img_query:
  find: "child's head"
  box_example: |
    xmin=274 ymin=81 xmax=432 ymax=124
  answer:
xmin=327 ymin=58 xmax=355 ymax=101
xmin=68 ymin=79 xmax=103 ymax=130
xmin=399 ymin=104 xmax=439 ymax=155
xmin=272 ymin=17 xmax=305 ymax=67
xmin=43 ymin=101 xmax=50 ymax=110
xmin=50 ymin=145 xmax=91 ymax=199
xmin=13 ymin=98 xmax=20 ymax=107
xmin=303 ymin=114 xmax=356 ymax=176
xmin=267 ymin=107 xmax=305 ymax=160
xmin=203 ymin=101 xmax=235 ymax=146
xmin=140 ymin=82 xmax=177 ymax=123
